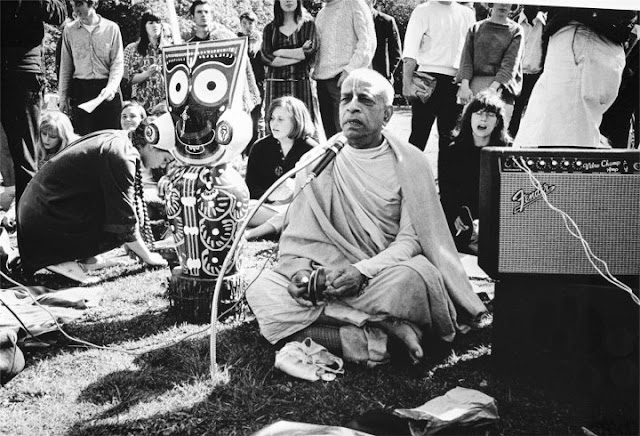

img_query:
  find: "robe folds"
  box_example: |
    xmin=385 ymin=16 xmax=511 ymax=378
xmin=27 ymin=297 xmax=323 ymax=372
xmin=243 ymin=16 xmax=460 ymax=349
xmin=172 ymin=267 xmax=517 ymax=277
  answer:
xmin=246 ymin=128 xmax=486 ymax=363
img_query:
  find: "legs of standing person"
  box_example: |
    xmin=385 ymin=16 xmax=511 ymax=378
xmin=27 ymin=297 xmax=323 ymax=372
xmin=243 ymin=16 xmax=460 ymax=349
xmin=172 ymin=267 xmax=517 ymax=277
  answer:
xmin=431 ymin=74 xmax=463 ymax=182
xmin=509 ymin=72 xmax=540 ymax=137
xmin=0 ymin=73 xmax=42 ymax=204
xmin=316 ymin=76 xmax=341 ymax=138
xmin=71 ymin=79 xmax=122 ymax=135
xmin=408 ymin=73 xmax=458 ymax=153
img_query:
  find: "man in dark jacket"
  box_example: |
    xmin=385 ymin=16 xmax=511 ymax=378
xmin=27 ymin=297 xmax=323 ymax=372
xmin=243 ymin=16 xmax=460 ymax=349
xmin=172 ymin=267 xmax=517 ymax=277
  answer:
xmin=0 ymin=0 xmax=67 ymax=203
xmin=366 ymin=0 xmax=402 ymax=84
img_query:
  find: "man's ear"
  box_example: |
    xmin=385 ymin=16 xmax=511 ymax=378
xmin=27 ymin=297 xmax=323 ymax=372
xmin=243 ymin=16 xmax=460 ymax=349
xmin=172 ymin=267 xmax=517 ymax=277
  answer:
xmin=382 ymin=105 xmax=394 ymax=125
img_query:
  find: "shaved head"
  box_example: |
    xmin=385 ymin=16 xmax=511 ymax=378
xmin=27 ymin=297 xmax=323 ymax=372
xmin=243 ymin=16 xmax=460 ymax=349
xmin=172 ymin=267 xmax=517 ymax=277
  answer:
xmin=342 ymin=69 xmax=394 ymax=106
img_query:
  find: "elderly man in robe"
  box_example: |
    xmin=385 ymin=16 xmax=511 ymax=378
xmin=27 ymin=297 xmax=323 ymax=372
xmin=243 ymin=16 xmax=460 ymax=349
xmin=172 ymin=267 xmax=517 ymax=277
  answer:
xmin=246 ymin=69 xmax=486 ymax=366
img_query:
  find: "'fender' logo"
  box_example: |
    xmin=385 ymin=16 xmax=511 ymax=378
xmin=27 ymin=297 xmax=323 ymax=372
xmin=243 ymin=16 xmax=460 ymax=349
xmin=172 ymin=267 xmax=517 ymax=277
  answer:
xmin=511 ymin=183 xmax=556 ymax=214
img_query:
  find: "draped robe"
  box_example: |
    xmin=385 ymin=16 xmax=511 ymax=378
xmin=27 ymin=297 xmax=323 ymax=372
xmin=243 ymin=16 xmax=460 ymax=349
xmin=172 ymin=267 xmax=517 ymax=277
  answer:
xmin=246 ymin=129 xmax=486 ymax=364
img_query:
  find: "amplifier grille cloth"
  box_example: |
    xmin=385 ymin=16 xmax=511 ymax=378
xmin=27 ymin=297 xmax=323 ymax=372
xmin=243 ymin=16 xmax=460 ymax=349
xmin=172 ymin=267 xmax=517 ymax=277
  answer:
xmin=498 ymin=173 xmax=640 ymax=275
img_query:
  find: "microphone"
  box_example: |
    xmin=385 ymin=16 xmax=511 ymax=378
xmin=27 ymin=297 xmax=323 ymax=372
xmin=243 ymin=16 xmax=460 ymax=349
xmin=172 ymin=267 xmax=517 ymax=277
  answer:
xmin=310 ymin=134 xmax=347 ymax=178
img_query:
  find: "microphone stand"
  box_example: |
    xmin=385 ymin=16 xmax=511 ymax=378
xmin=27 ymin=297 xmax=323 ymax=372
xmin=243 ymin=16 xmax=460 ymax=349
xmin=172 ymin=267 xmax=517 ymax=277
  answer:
xmin=209 ymin=149 xmax=326 ymax=381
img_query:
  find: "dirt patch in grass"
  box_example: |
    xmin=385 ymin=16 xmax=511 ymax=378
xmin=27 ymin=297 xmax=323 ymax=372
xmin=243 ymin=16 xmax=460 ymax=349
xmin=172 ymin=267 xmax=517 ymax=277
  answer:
xmin=1 ymin=240 xmax=637 ymax=436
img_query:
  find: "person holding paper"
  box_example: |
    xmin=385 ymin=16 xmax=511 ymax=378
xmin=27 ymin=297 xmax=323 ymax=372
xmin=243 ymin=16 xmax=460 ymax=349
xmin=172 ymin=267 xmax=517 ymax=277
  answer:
xmin=58 ymin=0 xmax=124 ymax=135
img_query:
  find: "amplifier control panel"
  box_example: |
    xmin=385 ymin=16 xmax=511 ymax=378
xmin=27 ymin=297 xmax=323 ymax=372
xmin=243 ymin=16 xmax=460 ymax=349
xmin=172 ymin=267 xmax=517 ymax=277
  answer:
xmin=501 ymin=154 xmax=640 ymax=174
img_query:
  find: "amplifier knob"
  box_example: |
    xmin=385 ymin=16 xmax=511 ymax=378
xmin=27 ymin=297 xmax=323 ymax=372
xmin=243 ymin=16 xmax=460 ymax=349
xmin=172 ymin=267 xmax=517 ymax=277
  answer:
xmin=551 ymin=160 xmax=558 ymax=167
xmin=527 ymin=159 xmax=535 ymax=166
xmin=538 ymin=160 xmax=546 ymax=168
xmin=576 ymin=160 xmax=582 ymax=167
xmin=563 ymin=160 xmax=571 ymax=168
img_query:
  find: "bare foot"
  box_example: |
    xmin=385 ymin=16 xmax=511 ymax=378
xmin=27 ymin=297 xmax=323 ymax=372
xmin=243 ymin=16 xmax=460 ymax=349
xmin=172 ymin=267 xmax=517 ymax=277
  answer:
xmin=375 ymin=319 xmax=424 ymax=364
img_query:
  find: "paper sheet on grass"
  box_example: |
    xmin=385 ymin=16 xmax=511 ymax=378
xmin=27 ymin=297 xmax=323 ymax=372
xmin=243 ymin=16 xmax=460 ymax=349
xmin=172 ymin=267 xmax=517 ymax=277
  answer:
xmin=78 ymin=95 xmax=106 ymax=113
xmin=394 ymin=386 xmax=499 ymax=435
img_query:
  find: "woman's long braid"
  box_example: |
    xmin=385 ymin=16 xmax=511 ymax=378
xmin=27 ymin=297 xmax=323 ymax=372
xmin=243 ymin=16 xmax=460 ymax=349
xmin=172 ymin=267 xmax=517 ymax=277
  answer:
xmin=134 ymin=163 xmax=156 ymax=250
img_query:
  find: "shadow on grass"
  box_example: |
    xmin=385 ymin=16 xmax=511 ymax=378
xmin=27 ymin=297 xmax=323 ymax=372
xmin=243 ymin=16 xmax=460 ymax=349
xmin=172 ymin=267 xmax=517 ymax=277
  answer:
xmin=63 ymin=316 xmax=639 ymax=436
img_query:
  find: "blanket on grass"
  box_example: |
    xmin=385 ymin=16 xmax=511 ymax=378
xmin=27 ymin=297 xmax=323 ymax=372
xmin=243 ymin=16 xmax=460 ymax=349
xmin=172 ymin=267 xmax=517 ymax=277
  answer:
xmin=0 ymin=286 xmax=103 ymax=339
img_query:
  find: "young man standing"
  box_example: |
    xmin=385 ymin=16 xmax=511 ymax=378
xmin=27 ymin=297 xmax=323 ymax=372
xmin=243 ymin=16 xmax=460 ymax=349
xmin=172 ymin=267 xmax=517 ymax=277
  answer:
xmin=58 ymin=0 xmax=124 ymax=135
xmin=187 ymin=0 xmax=261 ymax=113
xmin=312 ymin=0 xmax=376 ymax=138
xmin=402 ymin=1 xmax=475 ymax=152
xmin=238 ymin=10 xmax=266 ymax=152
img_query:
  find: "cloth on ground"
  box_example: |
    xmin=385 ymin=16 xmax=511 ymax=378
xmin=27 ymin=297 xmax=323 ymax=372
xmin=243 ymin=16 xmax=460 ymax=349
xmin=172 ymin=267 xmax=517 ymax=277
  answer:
xmin=0 ymin=285 xmax=103 ymax=338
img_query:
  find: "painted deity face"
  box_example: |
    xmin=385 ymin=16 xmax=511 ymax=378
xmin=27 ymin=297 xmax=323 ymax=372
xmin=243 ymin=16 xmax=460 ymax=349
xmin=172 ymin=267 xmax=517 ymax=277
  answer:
xmin=163 ymin=38 xmax=251 ymax=165
xmin=41 ymin=127 xmax=62 ymax=152
xmin=471 ymin=109 xmax=498 ymax=144
xmin=270 ymin=107 xmax=294 ymax=141
xmin=121 ymin=106 xmax=144 ymax=132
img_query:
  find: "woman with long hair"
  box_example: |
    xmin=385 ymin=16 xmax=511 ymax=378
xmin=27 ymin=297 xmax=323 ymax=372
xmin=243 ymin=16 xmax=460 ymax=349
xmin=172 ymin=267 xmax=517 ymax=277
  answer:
xmin=261 ymin=0 xmax=325 ymax=141
xmin=124 ymin=10 xmax=170 ymax=112
xmin=439 ymin=90 xmax=512 ymax=254
xmin=245 ymin=96 xmax=318 ymax=240
xmin=35 ymin=111 xmax=80 ymax=169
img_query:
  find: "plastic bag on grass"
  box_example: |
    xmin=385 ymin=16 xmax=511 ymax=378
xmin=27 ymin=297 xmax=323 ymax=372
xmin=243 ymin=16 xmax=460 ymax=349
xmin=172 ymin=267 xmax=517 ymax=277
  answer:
xmin=394 ymin=387 xmax=499 ymax=435
xmin=275 ymin=337 xmax=344 ymax=381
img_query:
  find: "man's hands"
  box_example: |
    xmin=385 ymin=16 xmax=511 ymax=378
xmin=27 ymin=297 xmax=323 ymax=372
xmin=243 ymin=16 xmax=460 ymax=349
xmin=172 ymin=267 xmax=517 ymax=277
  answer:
xmin=287 ymin=266 xmax=366 ymax=306
xmin=287 ymin=270 xmax=315 ymax=307
xmin=323 ymin=266 xmax=365 ymax=299
xmin=98 ymin=87 xmax=117 ymax=102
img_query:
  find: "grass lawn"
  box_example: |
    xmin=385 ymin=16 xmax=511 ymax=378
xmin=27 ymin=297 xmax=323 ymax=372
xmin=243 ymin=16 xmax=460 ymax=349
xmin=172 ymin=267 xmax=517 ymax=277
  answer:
xmin=1 ymin=108 xmax=637 ymax=435
xmin=1 ymin=238 xmax=637 ymax=436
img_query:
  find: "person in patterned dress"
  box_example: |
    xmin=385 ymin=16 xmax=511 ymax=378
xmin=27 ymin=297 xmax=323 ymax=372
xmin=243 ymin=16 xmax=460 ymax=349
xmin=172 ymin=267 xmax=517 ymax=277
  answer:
xmin=261 ymin=0 xmax=325 ymax=141
xmin=124 ymin=10 xmax=170 ymax=113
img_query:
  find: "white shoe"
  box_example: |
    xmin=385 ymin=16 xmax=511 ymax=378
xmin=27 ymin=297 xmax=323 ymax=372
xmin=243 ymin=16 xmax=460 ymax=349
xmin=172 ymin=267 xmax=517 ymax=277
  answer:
xmin=46 ymin=261 xmax=99 ymax=285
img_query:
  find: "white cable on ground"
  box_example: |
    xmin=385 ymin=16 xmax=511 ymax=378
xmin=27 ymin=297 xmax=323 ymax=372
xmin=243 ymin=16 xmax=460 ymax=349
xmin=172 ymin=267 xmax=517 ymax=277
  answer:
xmin=0 ymin=268 xmax=210 ymax=355
xmin=209 ymin=148 xmax=326 ymax=381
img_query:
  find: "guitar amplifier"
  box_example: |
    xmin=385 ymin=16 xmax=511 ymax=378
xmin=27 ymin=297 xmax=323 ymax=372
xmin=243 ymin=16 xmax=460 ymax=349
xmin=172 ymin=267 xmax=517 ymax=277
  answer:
xmin=478 ymin=147 xmax=640 ymax=278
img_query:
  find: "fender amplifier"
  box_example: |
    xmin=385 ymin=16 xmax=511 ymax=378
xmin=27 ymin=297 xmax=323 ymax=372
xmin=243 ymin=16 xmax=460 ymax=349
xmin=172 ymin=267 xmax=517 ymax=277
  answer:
xmin=478 ymin=147 xmax=640 ymax=278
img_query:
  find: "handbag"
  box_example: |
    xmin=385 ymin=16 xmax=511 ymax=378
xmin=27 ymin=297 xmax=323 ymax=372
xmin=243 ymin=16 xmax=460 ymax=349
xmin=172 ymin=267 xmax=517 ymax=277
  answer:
xmin=411 ymin=71 xmax=437 ymax=104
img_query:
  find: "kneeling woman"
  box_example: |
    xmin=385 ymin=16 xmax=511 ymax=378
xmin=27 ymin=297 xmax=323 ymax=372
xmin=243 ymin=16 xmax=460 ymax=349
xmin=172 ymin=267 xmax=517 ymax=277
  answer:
xmin=245 ymin=96 xmax=318 ymax=240
xmin=439 ymin=90 xmax=511 ymax=254
xmin=17 ymin=119 xmax=170 ymax=283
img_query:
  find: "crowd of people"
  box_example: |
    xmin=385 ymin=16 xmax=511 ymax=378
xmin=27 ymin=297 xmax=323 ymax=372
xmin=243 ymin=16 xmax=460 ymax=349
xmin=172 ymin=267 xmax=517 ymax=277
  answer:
xmin=0 ymin=0 xmax=638 ymax=365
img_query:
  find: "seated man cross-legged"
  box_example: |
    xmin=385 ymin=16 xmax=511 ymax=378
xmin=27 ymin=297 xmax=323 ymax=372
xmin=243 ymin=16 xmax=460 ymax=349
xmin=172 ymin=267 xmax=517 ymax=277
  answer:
xmin=246 ymin=69 xmax=486 ymax=366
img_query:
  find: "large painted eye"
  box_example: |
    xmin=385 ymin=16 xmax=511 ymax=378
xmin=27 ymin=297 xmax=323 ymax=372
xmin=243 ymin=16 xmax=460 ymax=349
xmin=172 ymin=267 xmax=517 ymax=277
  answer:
xmin=191 ymin=68 xmax=228 ymax=106
xmin=167 ymin=68 xmax=189 ymax=107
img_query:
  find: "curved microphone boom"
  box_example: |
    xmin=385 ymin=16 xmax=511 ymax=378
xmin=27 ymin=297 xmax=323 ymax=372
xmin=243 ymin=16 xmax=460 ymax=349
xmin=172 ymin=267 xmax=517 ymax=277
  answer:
xmin=310 ymin=134 xmax=347 ymax=178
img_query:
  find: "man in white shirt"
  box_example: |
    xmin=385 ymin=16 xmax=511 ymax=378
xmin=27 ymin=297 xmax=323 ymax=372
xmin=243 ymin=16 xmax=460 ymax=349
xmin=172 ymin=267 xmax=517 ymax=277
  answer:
xmin=313 ymin=0 xmax=376 ymax=138
xmin=402 ymin=1 xmax=475 ymax=153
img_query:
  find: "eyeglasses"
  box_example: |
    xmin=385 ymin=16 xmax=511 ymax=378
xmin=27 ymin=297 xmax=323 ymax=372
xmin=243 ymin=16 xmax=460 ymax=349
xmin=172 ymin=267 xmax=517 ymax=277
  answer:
xmin=473 ymin=110 xmax=498 ymax=118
